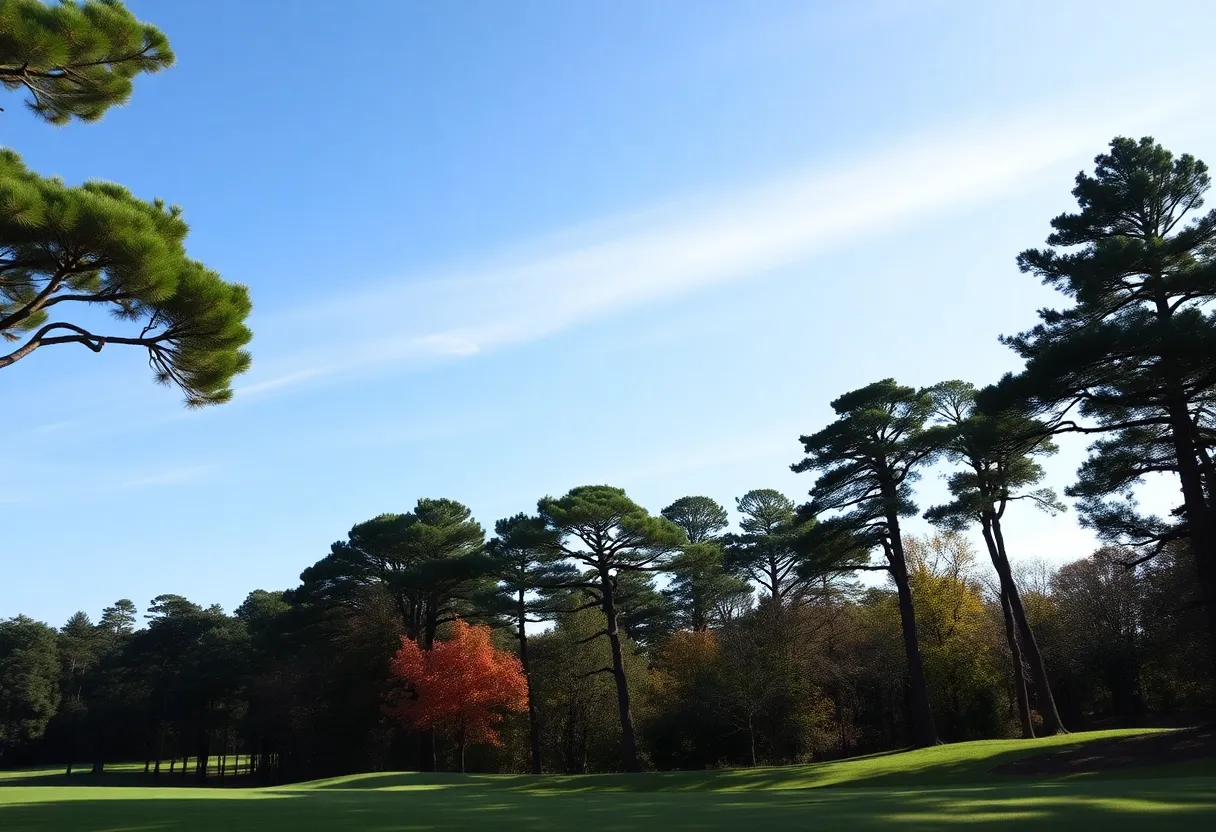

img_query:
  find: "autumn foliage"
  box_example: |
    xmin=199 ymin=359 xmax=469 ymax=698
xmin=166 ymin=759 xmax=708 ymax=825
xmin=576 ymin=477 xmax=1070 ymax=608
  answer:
xmin=385 ymin=619 xmax=528 ymax=758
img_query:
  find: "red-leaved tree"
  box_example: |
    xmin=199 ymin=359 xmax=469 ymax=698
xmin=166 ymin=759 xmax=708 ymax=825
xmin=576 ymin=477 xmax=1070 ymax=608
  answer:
xmin=385 ymin=619 xmax=528 ymax=772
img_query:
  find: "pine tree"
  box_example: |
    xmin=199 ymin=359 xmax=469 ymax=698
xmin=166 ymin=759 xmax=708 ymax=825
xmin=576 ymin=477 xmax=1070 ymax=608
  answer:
xmin=662 ymin=496 xmax=751 ymax=631
xmin=537 ymin=485 xmax=686 ymax=772
xmin=485 ymin=513 xmax=575 ymax=774
xmin=724 ymin=489 xmax=814 ymax=606
xmin=792 ymin=379 xmax=944 ymax=748
xmin=0 ymin=0 xmax=173 ymax=124
xmin=993 ymin=136 xmax=1216 ymax=678
xmin=925 ymin=379 xmax=1067 ymax=735
xmin=0 ymin=150 xmax=253 ymax=405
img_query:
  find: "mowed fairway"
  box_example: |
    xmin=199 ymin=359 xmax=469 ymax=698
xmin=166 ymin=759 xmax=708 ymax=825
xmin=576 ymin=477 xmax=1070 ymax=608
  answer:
xmin=1 ymin=731 xmax=1214 ymax=831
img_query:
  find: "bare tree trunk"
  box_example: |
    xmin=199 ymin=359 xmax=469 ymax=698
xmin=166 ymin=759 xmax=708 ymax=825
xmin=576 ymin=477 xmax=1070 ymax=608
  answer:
xmin=518 ymin=592 xmax=542 ymax=775
xmin=886 ymin=512 xmax=939 ymax=748
xmin=1000 ymin=588 xmax=1034 ymax=738
xmin=748 ymin=714 xmax=757 ymax=767
xmin=600 ymin=571 xmax=642 ymax=772
xmin=987 ymin=517 xmax=1066 ymax=734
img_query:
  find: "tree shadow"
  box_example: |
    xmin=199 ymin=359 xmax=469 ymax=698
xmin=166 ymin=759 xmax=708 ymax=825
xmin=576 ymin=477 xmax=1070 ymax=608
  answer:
xmin=1 ymin=777 xmax=1214 ymax=831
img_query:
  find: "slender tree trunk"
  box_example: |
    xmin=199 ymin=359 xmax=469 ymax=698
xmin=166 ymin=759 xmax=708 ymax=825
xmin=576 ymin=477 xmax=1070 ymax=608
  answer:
xmin=459 ymin=726 xmax=467 ymax=774
xmin=987 ymin=517 xmax=1066 ymax=734
xmin=748 ymin=714 xmax=757 ymax=767
xmin=518 ymin=593 xmax=542 ymax=775
xmin=600 ymin=570 xmax=642 ymax=772
xmin=154 ymin=726 xmax=164 ymax=778
xmin=999 ymin=587 xmax=1034 ymax=739
xmin=885 ymin=513 xmax=939 ymax=748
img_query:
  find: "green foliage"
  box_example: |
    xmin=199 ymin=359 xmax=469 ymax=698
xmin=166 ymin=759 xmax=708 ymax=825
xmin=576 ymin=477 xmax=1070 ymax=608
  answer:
xmin=0 ymin=615 xmax=61 ymax=750
xmin=538 ymin=486 xmax=687 ymax=569
xmin=295 ymin=498 xmax=494 ymax=646
xmin=0 ymin=150 xmax=252 ymax=405
xmin=664 ymin=541 xmax=753 ymax=631
xmin=611 ymin=570 xmax=676 ymax=650
xmin=793 ymin=379 xmax=945 ymax=557
xmin=993 ymin=136 xmax=1216 ymax=559
xmin=661 ymin=496 xmax=729 ymax=544
xmin=0 ymin=0 xmax=174 ymax=124
xmin=485 ymin=513 xmax=575 ymax=624
xmin=925 ymin=380 xmax=1064 ymax=531
xmin=724 ymin=489 xmax=815 ymax=604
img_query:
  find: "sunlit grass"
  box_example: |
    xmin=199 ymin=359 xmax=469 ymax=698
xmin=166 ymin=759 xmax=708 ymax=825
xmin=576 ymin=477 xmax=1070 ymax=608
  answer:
xmin=1 ymin=730 xmax=1212 ymax=830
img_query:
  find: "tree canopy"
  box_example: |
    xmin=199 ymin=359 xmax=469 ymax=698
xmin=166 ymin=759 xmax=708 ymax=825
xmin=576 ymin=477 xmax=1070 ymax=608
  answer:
xmin=0 ymin=150 xmax=253 ymax=405
xmin=0 ymin=0 xmax=173 ymax=124
xmin=793 ymin=379 xmax=945 ymax=747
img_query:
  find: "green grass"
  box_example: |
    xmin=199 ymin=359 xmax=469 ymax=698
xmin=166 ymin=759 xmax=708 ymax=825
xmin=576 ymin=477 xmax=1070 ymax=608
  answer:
xmin=1 ymin=730 xmax=1213 ymax=830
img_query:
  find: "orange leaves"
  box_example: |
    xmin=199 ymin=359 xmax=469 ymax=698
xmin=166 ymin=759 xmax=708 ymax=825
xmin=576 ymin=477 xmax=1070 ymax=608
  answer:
xmin=385 ymin=619 xmax=528 ymax=747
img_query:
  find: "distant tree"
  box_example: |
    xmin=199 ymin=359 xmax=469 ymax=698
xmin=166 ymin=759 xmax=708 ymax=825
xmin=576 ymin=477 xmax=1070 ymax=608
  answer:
xmin=0 ymin=151 xmax=253 ymax=405
xmin=662 ymin=496 xmax=729 ymax=544
xmin=725 ymin=489 xmax=814 ymax=606
xmin=0 ymin=615 xmax=61 ymax=755
xmin=662 ymin=496 xmax=750 ymax=630
xmin=665 ymin=543 xmax=753 ymax=632
xmin=296 ymin=500 xmax=492 ymax=650
xmin=485 ymin=513 xmax=575 ymax=774
xmin=0 ymin=0 xmax=174 ymax=124
xmin=904 ymin=534 xmax=1004 ymax=742
xmin=55 ymin=611 xmax=102 ymax=773
xmin=294 ymin=498 xmax=494 ymax=771
xmin=991 ymin=137 xmax=1216 ymax=676
xmin=792 ymin=379 xmax=944 ymax=748
xmin=537 ymin=485 xmax=686 ymax=772
xmin=385 ymin=619 xmax=528 ymax=772
xmin=926 ymin=380 xmax=1068 ymax=735
xmin=1051 ymin=548 xmax=1146 ymax=724
xmin=97 ymin=599 xmax=137 ymax=637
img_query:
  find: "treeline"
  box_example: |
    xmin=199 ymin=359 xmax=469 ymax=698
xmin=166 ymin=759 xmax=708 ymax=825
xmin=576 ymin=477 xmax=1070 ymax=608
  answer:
xmin=2 ymin=134 xmax=1215 ymax=777
xmin=0 ymin=524 xmax=1207 ymax=779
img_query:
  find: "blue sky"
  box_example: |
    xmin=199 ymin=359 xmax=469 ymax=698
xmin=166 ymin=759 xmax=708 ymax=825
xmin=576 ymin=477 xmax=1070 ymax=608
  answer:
xmin=3 ymin=0 xmax=1216 ymax=625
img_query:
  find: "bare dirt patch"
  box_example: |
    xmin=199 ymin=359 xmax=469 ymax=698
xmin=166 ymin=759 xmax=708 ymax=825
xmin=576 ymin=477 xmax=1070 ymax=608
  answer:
xmin=994 ymin=726 xmax=1216 ymax=776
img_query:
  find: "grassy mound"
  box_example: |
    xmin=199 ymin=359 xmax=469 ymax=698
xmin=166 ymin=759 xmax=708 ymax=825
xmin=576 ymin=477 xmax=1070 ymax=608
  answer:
xmin=1 ymin=729 xmax=1213 ymax=830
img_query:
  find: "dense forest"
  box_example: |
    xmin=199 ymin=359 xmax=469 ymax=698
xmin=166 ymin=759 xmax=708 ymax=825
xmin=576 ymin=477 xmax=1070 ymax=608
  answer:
xmin=3 ymin=130 xmax=1216 ymax=780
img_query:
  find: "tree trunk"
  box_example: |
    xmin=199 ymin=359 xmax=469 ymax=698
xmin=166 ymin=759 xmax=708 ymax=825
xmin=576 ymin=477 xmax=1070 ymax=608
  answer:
xmin=987 ymin=517 xmax=1067 ymax=734
xmin=885 ymin=513 xmax=939 ymax=748
xmin=459 ymin=726 xmax=467 ymax=774
xmin=600 ymin=570 xmax=642 ymax=772
xmin=518 ymin=593 xmax=542 ymax=775
xmin=999 ymin=587 xmax=1034 ymax=739
xmin=748 ymin=714 xmax=757 ymax=767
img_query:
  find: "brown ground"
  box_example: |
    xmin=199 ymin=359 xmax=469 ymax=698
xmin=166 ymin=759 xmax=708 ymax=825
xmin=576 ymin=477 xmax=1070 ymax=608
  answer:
xmin=994 ymin=725 xmax=1216 ymax=776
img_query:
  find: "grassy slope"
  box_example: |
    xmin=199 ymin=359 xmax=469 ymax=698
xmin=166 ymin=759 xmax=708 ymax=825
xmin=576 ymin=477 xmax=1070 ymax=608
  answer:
xmin=0 ymin=730 xmax=1213 ymax=831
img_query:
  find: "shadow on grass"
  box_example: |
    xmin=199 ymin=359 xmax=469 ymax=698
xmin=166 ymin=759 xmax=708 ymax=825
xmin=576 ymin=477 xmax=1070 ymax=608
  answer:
xmin=0 ymin=778 xmax=1214 ymax=831
xmin=0 ymin=769 xmax=260 ymax=789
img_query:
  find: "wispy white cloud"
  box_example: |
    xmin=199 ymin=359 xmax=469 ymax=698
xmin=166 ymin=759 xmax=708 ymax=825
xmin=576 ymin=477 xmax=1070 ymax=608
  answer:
xmin=237 ymin=90 xmax=1203 ymax=398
